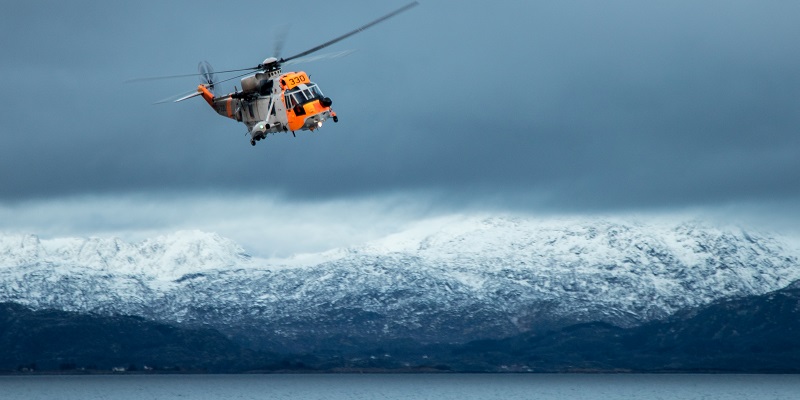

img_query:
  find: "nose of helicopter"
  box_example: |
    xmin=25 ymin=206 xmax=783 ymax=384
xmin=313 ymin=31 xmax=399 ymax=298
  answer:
xmin=305 ymin=113 xmax=328 ymax=130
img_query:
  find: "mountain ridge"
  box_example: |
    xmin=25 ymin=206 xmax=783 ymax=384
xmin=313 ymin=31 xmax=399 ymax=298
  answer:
xmin=1 ymin=215 xmax=799 ymax=351
xmin=4 ymin=282 xmax=800 ymax=373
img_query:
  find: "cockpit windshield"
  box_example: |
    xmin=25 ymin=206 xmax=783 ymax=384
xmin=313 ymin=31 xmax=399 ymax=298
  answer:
xmin=285 ymin=83 xmax=324 ymax=108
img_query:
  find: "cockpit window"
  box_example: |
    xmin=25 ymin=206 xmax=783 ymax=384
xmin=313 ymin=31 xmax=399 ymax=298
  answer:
xmin=284 ymin=83 xmax=324 ymax=109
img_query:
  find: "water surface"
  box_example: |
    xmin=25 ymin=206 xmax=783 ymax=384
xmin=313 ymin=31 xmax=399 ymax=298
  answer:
xmin=2 ymin=374 xmax=798 ymax=400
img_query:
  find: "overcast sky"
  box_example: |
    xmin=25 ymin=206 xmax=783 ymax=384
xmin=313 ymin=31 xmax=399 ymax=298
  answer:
xmin=2 ymin=1 xmax=799 ymax=256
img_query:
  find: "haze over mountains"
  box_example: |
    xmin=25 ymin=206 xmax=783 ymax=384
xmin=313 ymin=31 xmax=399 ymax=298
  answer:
xmin=1 ymin=215 xmax=799 ymax=371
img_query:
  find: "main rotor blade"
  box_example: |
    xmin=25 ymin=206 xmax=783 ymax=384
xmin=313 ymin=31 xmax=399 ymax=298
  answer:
xmin=126 ymin=66 xmax=259 ymax=83
xmin=273 ymin=24 xmax=290 ymax=59
xmin=213 ymin=70 xmax=260 ymax=86
xmin=280 ymin=1 xmax=418 ymax=63
xmin=283 ymin=49 xmax=357 ymax=66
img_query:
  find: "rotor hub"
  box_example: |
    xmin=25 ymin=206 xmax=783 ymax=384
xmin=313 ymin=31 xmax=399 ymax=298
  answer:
xmin=257 ymin=57 xmax=282 ymax=77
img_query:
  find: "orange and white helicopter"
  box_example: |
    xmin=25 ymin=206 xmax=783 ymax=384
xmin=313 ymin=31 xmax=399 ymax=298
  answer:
xmin=148 ymin=2 xmax=417 ymax=146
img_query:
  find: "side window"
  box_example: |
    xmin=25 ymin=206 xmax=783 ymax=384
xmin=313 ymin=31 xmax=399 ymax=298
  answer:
xmin=284 ymin=93 xmax=295 ymax=109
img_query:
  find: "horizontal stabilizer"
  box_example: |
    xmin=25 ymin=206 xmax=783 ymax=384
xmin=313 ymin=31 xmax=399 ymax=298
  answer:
xmin=174 ymin=91 xmax=203 ymax=103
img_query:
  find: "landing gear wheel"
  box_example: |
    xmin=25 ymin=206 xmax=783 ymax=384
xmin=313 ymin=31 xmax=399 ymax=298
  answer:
xmin=250 ymin=139 xmax=256 ymax=146
xmin=333 ymin=116 xmax=339 ymax=123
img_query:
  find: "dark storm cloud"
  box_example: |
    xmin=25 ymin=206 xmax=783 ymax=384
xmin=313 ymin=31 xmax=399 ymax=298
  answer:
xmin=2 ymin=0 xmax=800 ymax=215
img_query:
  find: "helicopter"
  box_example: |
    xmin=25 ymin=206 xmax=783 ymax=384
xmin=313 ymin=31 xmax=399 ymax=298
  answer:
xmin=146 ymin=2 xmax=418 ymax=147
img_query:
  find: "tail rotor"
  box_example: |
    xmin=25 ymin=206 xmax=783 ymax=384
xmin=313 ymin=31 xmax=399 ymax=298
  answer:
xmin=198 ymin=61 xmax=217 ymax=94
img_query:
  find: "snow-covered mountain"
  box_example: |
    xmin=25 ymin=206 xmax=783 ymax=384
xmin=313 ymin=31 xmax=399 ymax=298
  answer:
xmin=1 ymin=216 xmax=799 ymax=351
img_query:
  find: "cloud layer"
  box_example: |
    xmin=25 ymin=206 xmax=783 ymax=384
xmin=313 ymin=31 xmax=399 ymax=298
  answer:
xmin=1 ymin=1 xmax=799 ymax=241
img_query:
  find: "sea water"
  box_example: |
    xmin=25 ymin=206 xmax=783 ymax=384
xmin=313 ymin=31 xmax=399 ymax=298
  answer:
xmin=1 ymin=374 xmax=799 ymax=400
